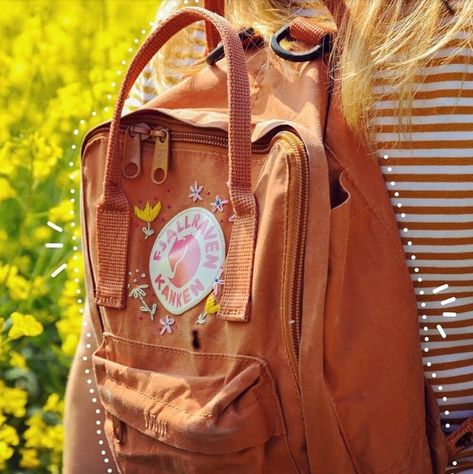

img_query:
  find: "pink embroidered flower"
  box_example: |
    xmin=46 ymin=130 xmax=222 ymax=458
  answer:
xmin=211 ymin=195 xmax=229 ymax=213
xmin=159 ymin=315 xmax=175 ymax=335
xmin=188 ymin=181 xmax=203 ymax=202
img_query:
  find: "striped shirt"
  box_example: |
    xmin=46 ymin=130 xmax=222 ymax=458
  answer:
xmin=371 ymin=15 xmax=473 ymax=473
xmin=123 ymin=1 xmax=473 ymax=471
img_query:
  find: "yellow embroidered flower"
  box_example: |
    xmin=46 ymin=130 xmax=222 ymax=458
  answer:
xmin=134 ymin=201 xmax=161 ymax=222
xmin=134 ymin=201 xmax=162 ymax=239
xmin=204 ymin=294 xmax=220 ymax=315
xmin=8 ymin=312 xmax=44 ymax=340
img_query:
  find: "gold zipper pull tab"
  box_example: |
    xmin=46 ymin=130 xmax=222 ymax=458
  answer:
xmin=121 ymin=126 xmax=142 ymax=179
xmin=151 ymin=127 xmax=169 ymax=185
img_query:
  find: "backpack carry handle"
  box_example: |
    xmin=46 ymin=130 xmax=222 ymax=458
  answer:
xmin=96 ymin=7 xmax=257 ymax=323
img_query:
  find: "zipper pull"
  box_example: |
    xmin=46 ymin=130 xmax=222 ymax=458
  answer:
xmin=121 ymin=126 xmax=142 ymax=179
xmin=151 ymin=127 xmax=169 ymax=185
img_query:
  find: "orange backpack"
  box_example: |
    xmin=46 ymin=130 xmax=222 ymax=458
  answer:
xmin=80 ymin=6 xmax=464 ymax=473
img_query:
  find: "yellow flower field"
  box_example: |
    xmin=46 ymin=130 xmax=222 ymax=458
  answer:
xmin=0 ymin=1 xmax=160 ymax=471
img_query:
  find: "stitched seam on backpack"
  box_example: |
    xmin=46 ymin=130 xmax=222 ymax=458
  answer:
xmin=96 ymin=365 xmax=279 ymax=420
xmin=101 ymin=334 xmax=269 ymax=365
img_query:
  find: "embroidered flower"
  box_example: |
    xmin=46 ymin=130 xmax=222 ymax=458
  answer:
xmin=228 ymin=214 xmax=236 ymax=222
xmin=134 ymin=201 xmax=162 ymax=239
xmin=204 ymin=293 xmax=220 ymax=315
xmin=188 ymin=181 xmax=203 ymax=202
xmin=128 ymin=282 xmax=157 ymax=320
xmin=212 ymin=269 xmax=224 ymax=296
xmin=211 ymin=195 xmax=229 ymax=213
xmin=195 ymin=313 xmax=207 ymax=325
xmin=159 ymin=315 xmax=175 ymax=335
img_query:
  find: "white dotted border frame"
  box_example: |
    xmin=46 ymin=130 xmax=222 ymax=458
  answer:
xmin=384 ymin=153 xmax=459 ymax=469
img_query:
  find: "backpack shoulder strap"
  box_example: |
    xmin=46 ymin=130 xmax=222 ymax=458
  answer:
xmin=204 ymin=0 xmax=225 ymax=52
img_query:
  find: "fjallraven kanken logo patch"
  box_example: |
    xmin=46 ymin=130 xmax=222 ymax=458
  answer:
xmin=149 ymin=207 xmax=225 ymax=315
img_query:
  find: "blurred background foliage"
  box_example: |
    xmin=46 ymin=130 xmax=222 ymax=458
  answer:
xmin=0 ymin=1 xmax=159 ymax=471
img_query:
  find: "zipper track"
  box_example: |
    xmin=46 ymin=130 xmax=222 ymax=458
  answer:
xmin=84 ymin=122 xmax=271 ymax=154
xmin=279 ymin=131 xmax=310 ymax=376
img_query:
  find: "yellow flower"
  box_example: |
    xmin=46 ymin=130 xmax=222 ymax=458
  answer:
xmin=0 ymin=441 xmax=13 ymax=464
xmin=48 ymin=199 xmax=74 ymax=223
xmin=204 ymin=294 xmax=220 ymax=315
xmin=0 ymin=423 xmax=19 ymax=446
xmin=43 ymin=393 xmax=64 ymax=416
xmin=9 ymin=351 xmax=26 ymax=369
xmin=8 ymin=312 xmax=44 ymax=340
xmin=0 ymin=383 xmax=28 ymax=418
xmin=134 ymin=201 xmax=161 ymax=223
xmin=0 ymin=178 xmax=16 ymax=201
xmin=19 ymin=448 xmax=40 ymax=469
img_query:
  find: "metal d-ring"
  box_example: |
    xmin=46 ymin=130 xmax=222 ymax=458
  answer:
xmin=271 ymin=23 xmax=330 ymax=62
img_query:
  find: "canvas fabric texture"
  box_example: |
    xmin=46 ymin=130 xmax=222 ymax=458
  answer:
xmin=79 ymin=5 xmax=471 ymax=473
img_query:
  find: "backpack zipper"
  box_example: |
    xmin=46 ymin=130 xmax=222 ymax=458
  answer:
xmin=276 ymin=131 xmax=310 ymax=384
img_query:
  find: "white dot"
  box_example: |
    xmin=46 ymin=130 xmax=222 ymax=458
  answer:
xmin=411 ymin=255 xmax=416 ymax=260
xmin=70 ymin=188 xmax=75 ymax=194
xmin=111 ymin=82 xmax=116 ymax=88
xmin=426 ymin=361 xmax=432 ymax=366
xmin=71 ymin=222 xmax=76 ymax=227
xmin=438 ymin=385 xmax=443 ymax=391
xmin=394 ymin=192 xmax=399 ymax=197
xmin=419 ymin=290 xmax=424 ymax=295
xmin=96 ymin=429 xmax=102 ymax=435
xmin=91 ymin=111 xmax=97 ymax=116
xmin=452 ymin=460 xmax=457 ymax=466
xmin=85 ymin=369 xmax=90 ymax=374
xmin=99 ymin=439 xmax=104 ymax=445
xmin=401 ymin=212 xmax=406 ymax=217
xmin=128 ymin=47 xmax=133 ymax=53
xmin=89 ymin=388 xmax=94 ymax=394
xmin=403 ymin=227 xmax=408 ymax=233
xmin=424 ymin=337 xmax=429 ymax=342
xmin=422 ymin=315 xmax=427 ymax=320
xmin=116 ymin=70 xmax=121 ymax=75
xmin=87 ymin=379 xmax=92 ymax=384
xmin=141 ymin=29 xmax=146 ymax=34
xmin=424 ymin=347 xmax=429 ymax=352
xmin=121 ymin=60 xmax=126 ymax=65
xmin=432 ymin=372 xmax=436 ymax=378
xmin=421 ymin=302 xmax=426 ymax=307
xmin=73 ymin=129 xmax=79 ymax=135
xmin=445 ymin=410 xmax=449 ymax=415
xmin=70 ymin=198 xmax=75 ymax=203
xmin=383 ymin=154 xmax=389 ymax=159
xmin=82 ymin=356 xmax=88 ymax=361
xmin=92 ymin=397 xmax=97 ymax=403
xmin=446 ymin=423 xmax=450 ymax=428
xmin=101 ymin=450 xmax=106 ymax=455
xmin=387 ymin=167 xmax=392 ymax=172
xmin=407 ymin=241 xmax=412 ymax=246
xmin=96 ymin=409 xmax=101 ymax=414
xmin=417 ymin=277 xmax=423 ymax=282
xmin=86 ymin=343 xmax=91 ymax=349
xmin=96 ymin=420 xmax=101 ymax=425
xmin=107 ymin=469 xmax=113 ymax=473
xmin=414 ymin=268 xmax=419 ymax=273
xmin=134 ymin=38 xmax=139 ymax=43
xmin=86 ymin=332 xmax=91 ymax=338
xmin=443 ymin=396 xmax=448 ymax=401
xmin=71 ymin=144 xmax=77 ymax=150
xmin=104 ymin=458 xmax=109 ymax=463
xmin=423 ymin=326 xmax=428 ymax=331
xmin=390 ymin=181 xmax=395 ymax=186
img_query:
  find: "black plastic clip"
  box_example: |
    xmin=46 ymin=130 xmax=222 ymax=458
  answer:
xmin=206 ymin=27 xmax=263 ymax=65
xmin=271 ymin=23 xmax=331 ymax=62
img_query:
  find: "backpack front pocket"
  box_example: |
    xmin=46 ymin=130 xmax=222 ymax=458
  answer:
xmin=92 ymin=332 xmax=292 ymax=474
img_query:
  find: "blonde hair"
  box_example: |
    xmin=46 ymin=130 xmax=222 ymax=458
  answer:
xmin=152 ymin=0 xmax=473 ymax=147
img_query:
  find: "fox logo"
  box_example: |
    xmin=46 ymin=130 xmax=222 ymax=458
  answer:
xmin=149 ymin=207 xmax=225 ymax=315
